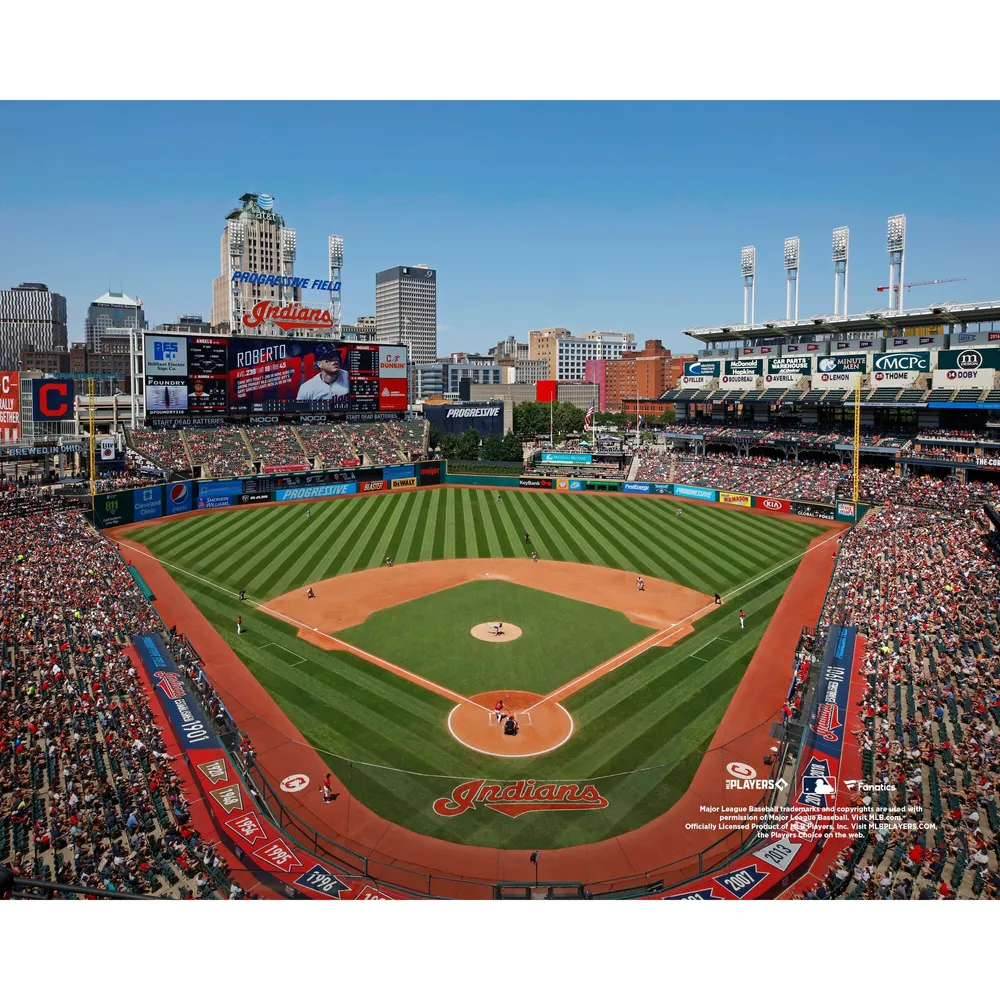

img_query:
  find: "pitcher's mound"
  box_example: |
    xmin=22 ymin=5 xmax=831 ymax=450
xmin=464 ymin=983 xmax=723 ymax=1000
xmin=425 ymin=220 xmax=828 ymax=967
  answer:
xmin=470 ymin=622 xmax=522 ymax=643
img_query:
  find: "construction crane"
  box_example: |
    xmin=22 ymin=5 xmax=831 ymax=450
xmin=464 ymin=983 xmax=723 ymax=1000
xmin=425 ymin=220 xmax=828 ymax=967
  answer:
xmin=876 ymin=277 xmax=966 ymax=293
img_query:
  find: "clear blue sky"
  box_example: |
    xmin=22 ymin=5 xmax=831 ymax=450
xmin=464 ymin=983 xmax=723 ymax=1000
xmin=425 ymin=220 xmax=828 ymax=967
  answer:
xmin=1 ymin=101 xmax=997 ymax=355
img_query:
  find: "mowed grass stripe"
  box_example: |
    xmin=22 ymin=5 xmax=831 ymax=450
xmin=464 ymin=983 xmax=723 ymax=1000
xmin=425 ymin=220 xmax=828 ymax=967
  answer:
xmin=479 ymin=489 xmax=518 ymax=558
xmin=450 ymin=488 xmax=466 ymax=559
xmin=403 ymin=489 xmax=434 ymax=564
xmin=384 ymin=490 xmax=418 ymax=565
xmin=341 ymin=493 xmax=404 ymax=574
xmin=523 ymin=492 xmax=600 ymax=564
xmin=268 ymin=499 xmax=360 ymax=595
xmin=610 ymin=497 xmax=752 ymax=589
xmin=464 ymin=488 xmax=487 ymax=557
xmin=509 ymin=491 xmax=579 ymax=562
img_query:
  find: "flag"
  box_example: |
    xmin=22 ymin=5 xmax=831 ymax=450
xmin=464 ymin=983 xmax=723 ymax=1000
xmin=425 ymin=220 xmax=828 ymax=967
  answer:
xmin=637 ymin=414 xmax=644 ymax=428
xmin=583 ymin=405 xmax=594 ymax=432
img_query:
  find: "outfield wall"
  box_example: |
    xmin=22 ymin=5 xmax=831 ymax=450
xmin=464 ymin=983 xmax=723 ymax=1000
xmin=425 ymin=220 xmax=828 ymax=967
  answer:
xmin=91 ymin=457 xmax=864 ymax=529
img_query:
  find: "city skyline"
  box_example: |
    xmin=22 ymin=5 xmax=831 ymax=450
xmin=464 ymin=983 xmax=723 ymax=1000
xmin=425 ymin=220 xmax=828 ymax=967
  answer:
xmin=1 ymin=101 xmax=999 ymax=356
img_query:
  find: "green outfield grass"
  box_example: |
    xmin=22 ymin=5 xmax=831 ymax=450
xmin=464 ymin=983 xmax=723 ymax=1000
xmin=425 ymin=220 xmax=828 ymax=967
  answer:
xmin=337 ymin=579 xmax=653 ymax=696
xmin=128 ymin=488 xmax=828 ymax=850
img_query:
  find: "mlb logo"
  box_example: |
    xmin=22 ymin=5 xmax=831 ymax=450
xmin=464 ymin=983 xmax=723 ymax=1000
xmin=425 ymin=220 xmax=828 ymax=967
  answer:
xmin=154 ymin=341 xmax=179 ymax=361
xmin=801 ymin=775 xmax=837 ymax=798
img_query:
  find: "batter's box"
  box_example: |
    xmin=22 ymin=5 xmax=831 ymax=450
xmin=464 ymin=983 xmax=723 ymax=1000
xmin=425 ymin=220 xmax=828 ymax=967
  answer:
xmin=260 ymin=642 xmax=307 ymax=668
xmin=488 ymin=711 xmax=533 ymax=727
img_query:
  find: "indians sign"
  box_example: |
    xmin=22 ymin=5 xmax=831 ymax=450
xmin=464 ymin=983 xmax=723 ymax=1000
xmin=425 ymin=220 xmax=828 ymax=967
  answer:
xmin=433 ymin=779 xmax=609 ymax=818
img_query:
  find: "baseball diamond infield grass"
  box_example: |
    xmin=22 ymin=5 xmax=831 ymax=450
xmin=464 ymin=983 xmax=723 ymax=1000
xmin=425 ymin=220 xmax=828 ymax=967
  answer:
xmin=337 ymin=580 xmax=654 ymax=696
xmin=127 ymin=487 xmax=827 ymax=850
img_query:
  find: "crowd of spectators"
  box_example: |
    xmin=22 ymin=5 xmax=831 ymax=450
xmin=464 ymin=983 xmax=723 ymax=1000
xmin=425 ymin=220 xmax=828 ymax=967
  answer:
xmin=635 ymin=450 xmax=1000 ymax=510
xmin=663 ymin=422 xmax=910 ymax=450
xmin=244 ymin=425 xmax=308 ymax=469
xmin=128 ymin=428 xmax=192 ymax=473
xmin=797 ymin=506 xmax=1000 ymax=899
xmin=0 ymin=510 xmax=248 ymax=899
xmin=184 ymin=427 xmax=254 ymax=478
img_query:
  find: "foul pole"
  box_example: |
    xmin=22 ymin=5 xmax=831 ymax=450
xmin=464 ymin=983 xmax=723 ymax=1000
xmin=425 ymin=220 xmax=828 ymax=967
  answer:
xmin=852 ymin=374 xmax=861 ymax=506
xmin=88 ymin=377 xmax=97 ymax=517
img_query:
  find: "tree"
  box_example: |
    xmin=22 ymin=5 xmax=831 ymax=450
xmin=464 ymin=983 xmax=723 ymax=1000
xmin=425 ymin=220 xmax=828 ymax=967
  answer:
xmin=500 ymin=431 xmax=523 ymax=462
xmin=481 ymin=435 xmax=506 ymax=461
xmin=437 ymin=432 xmax=458 ymax=459
xmin=454 ymin=428 xmax=482 ymax=461
xmin=513 ymin=401 xmax=550 ymax=441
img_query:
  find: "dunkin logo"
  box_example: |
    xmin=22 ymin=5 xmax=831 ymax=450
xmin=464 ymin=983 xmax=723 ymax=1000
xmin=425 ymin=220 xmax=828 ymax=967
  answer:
xmin=432 ymin=779 xmax=609 ymax=818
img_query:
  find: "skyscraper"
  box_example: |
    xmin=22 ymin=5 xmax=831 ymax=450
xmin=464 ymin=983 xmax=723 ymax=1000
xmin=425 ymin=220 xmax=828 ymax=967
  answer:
xmin=375 ymin=265 xmax=437 ymax=363
xmin=85 ymin=291 xmax=146 ymax=350
xmin=0 ymin=283 xmax=68 ymax=370
xmin=211 ymin=192 xmax=299 ymax=336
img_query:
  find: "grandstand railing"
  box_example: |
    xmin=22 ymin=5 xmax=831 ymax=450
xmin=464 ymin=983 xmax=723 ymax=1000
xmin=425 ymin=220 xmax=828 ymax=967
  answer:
xmin=8 ymin=877 xmax=157 ymax=901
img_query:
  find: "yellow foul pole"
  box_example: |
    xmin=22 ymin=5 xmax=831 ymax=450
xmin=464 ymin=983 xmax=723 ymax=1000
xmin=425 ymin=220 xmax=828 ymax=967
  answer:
xmin=88 ymin=377 xmax=96 ymax=516
xmin=852 ymin=374 xmax=861 ymax=506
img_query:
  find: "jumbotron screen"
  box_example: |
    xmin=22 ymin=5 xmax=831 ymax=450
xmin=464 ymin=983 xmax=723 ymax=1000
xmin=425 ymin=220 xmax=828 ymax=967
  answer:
xmin=227 ymin=339 xmax=408 ymax=414
xmin=143 ymin=334 xmax=408 ymax=415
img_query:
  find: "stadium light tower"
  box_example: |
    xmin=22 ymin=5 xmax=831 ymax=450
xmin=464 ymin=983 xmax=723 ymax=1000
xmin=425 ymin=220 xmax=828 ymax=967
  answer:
xmin=280 ymin=226 xmax=296 ymax=311
xmin=887 ymin=214 xmax=906 ymax=311
xmin=784 ymin=237 xmax=800 ymax=322
xmin=329 ymin=235 xmax=344 ymax=339
xmin=832 ymin=226 xmax=849 ymax=317
xmin=741 ymin=245 xmax=756 ymax=327
xmin=227 ymin=220 xmax=246 ymax=337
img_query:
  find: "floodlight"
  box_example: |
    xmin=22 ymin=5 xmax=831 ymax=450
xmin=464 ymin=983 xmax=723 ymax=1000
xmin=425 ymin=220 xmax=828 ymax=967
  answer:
xmin=329 ymin=235 xmax=345 ymax=269
xmin=228 ymin=221 xmax=245 ymax=254
xmin=832 ymin=226 xmax=849 ymax=262
xmin=740 ymin=245 xmax=755 ymax=278
xmin=783 ymin=237 xmax=800 ymax=270
xmin=887 ymin=214 xmax=906 ymax=253
xmin=281 ymin=228 xmax=296 ymax=262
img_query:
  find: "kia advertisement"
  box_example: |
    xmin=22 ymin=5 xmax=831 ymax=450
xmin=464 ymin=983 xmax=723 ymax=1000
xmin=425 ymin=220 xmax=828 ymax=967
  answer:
xmin=756 ymin=496 xmax=791 ymax=514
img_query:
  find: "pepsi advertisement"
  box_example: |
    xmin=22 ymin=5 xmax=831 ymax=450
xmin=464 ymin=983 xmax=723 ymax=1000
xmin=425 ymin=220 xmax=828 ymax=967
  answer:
xmin=166 ymin=481 xmax=194 ymax=515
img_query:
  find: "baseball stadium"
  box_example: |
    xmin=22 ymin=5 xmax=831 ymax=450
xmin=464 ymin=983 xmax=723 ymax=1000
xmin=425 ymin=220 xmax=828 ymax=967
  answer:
xmin=4 ymin=234 xmax=1000 ymax=902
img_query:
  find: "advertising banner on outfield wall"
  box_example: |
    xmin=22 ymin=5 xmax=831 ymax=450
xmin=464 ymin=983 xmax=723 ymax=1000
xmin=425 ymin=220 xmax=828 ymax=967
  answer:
xmin=417 ymin=461 xmax=441 ymax=486
xmin=133 ymin=486 xmax=164 ymax=522
xmin=719 ymin=491 xmax=751 ymax=507
xmin=519 ymin=477 xmax=553 ymax=489
xmin=275 ymin=483 xmax=358 ymax=501
xmin=198 ymin=479 xmax=243 ymax=498
xmin=755 ymin=496 xmax=791 ymax=514
xmin=390 ymin=477 xmax=417 ymax=488
xmin=93 ymin=491 xmax=134 ymax=528
xmin=556 ymin=479 xmax=585 ymax=491
xmin=790 ymin=500 xmax=835 ymax=520
xmin=360 ymin=480 xmax=386 ymax=493
xmin=622 ymin=482 xmax=652 ymax=493
xmin=383 ymin=464 xmax=415 ymax=480
xmin=673 ymin=484 xmax=717 ymax=502
xmin=166 ymin=481 xmax=194 ymax=515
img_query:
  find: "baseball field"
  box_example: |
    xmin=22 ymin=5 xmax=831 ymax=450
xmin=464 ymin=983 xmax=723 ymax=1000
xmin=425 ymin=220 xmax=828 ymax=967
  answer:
xmin=124 ymin=486 xmax=829 ymax=853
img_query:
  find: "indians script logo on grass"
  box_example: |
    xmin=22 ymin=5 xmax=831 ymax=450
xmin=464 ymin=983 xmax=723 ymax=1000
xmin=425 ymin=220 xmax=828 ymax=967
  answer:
xmin=433 ymin=779 xmax=609 ymax=818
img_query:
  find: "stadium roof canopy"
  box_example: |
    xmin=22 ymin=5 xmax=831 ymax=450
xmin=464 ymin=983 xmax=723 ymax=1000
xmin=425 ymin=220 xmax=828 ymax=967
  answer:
xmin=683 ymin=299 xmax=1000 ymax=346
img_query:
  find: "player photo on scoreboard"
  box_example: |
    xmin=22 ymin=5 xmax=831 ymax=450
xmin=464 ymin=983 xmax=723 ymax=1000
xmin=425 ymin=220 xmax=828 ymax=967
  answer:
xmin=296 ymin=343 xmax=350 ymax=404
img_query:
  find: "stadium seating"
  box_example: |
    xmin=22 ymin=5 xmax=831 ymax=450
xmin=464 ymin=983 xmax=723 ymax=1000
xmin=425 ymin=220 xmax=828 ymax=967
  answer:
xmin=127 ymin=428 xmax=192 ymax=473
xmin=184 ymin=426 xmax=255 ymax=478
xmin=796 ymin=506 xmax=1000 ymax=900
xmin=0 ymin=510 xmax=249 ymax=898
xmin=244 ymin=425 xmax=309 ymax=468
